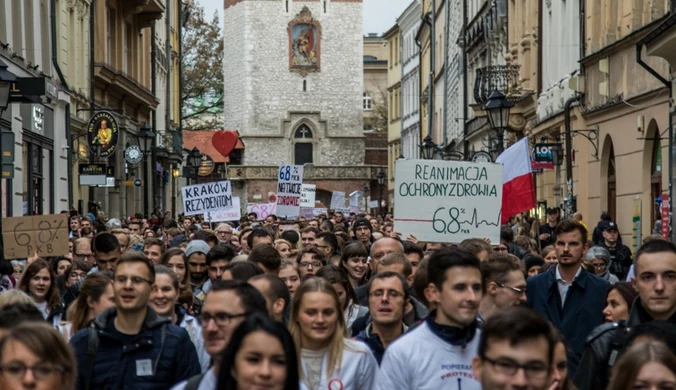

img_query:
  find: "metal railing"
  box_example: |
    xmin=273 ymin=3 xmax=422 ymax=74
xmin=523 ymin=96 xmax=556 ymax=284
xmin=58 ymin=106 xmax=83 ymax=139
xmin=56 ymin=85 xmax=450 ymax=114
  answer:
xmin=473 ymin=65 xmax=521 ymax=104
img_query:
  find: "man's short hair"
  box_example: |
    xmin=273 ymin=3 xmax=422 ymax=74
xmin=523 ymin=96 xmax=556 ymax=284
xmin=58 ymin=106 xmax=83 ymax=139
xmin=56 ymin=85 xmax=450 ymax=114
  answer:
xmin=115 ymin=252 xmax=155 ymax=282
xmin=301 ymin=226 xmax=319 ymax=236
xmin=247 ymin=229 xmax=274 ymax=248
xmin=91 ymin=232 xmax=120 ymax=254
xmin=238 ymin=227 xmax=253 ymax=243
xmin=377 ymin=252 xmax=412 ymax=277
xmin=206 ymin=244 xmax=236 ymax=266
xmin=635 ymin=239 xmax=676 ymax=268
xmin=127 ymin=220 xmax=142 ymax=228
xmin=295 ymin=246 xmax=326 ymax=265
xmin=427 ymin=247 xmax=481 ymax=290
xmin=209 ymin=279 xmax=267 ymax=314
xmin=224 ymin=261 xmax=265 ymax=281
xmin=162 ymin=218 xmax=179 ymax=229
xmin=413 ymin=257 xmax=430 ymax=307
xmin=403 ymin=241 xmax=424 ymax=259
xmin=249 ymin=274 xmax=291 ymax=315
xmin=316 ymin=232 xmax=338 ymax=252
xmin=320 ymin=220 xmax=334 ymax=232
xmin=366 ymin=271 xmax=410 ymax=305
xmin=478 ymin=307 xmax=556 ymax=365
xmin=143 ymin=237 xmax=166 ymax=253
xmin=554 ymin=219 xmax=588 ymax=245
xmin=0 ymin=303 xmax=44 ymax=329
xmin=280 ymin=229 xmax=300 ymax=245
xmin=193 ymin=230 xmax=218 ymax=246
xmin=248 ymin=244 xmax=282 ymax=272
xmin=481 ymin=253 xmax=525 ymax=291
xmin=459 ymin=238 xmax=493 ymax=257
xmin=166 ymin=227 xmax=182 ymax=238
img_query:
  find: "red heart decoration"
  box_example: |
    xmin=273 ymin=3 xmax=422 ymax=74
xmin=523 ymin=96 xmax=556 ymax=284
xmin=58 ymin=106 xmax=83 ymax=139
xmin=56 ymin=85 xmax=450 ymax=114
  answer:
xmin=212 ymin=130 xmax=239 ymax=157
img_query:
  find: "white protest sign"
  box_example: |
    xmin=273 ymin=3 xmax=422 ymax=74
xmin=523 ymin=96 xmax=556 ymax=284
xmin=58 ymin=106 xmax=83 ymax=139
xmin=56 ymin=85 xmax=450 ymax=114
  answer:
xmin=300 ymin=207 xmax=315 ymax=219
xmin=300 ymin=184 xmax=316 ymax=207
xmin=247 ymin=203 xmax=277 ymax=220
xmin=181 ymin=181 xmax=233 ymax=216
xmin=349 ymin=191 xmax=360 ymax=210
xmin=313 ymin=208 xmax=328 ymax=217
xmin=369 ymin=200 xmax=379 ymax=208
xmin=205 ymin=197 xmax=241 ymax=222
xmin=394 ymin=160 xmax=503 ymax=244
xmin=276 ymin=165 xmax=304 ymax=219
xmin=330 ymin=191 xmax=345 ymax=210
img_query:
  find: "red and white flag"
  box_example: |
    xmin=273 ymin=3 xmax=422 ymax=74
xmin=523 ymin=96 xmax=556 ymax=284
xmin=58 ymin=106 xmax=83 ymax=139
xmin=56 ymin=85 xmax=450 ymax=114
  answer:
xmin=496 ymin=138 xmax=536 ymax=223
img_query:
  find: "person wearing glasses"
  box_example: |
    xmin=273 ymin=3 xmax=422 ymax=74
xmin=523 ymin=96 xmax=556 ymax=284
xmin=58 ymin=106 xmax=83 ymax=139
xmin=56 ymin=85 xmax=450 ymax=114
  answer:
xmin=70 ymin=252 xmax=200 ymax=389
xmin=471 ymin=307 xmax=557 ymax=390
xmin=355 ymin=271 xmax=409 ymax=365
xmin=376 ymin=248 xmax=483 ymax=389
xmin=72 ymin=237 xmax=94 ymax=267
xmin=214 ymin=223 xmax=233 ymax=244
xmin=584 ymin=246 xmax=619 ymax=284
xmin=171 ymin=279 xmax=267 ymax=390
xmin=0 ymin=322 xmax=76 ymax=390
xmin=478 ymin=253 xmax=527 ymax=323
xmin=296 ymin=247 xmax=326 ymax=278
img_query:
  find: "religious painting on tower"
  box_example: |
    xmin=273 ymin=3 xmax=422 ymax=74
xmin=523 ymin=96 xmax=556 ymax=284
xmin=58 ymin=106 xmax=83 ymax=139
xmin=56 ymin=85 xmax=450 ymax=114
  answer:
xmin=288 ymin=7 xmax=321 ymax=74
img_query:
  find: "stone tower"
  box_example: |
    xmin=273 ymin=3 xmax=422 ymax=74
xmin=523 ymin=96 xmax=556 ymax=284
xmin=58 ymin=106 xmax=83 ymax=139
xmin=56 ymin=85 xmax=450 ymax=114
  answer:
xmin=224 ymin=0 xmax=376 ymax=209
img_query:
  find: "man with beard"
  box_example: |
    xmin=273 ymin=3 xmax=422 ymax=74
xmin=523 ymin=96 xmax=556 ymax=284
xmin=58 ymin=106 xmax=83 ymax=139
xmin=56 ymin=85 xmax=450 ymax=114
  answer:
xmin=186 ymin=240 xmax=211 ymax=298
xmin=352 ymin=217 xmax=374 ymax=248
xmin=356 ymin=271 xmax=409 ymax=364
xmin=375 ymin=247 xmax=483 ymax=389
xmin=472 ymin=307 xmax=556 ymax=390
xmin=574 ymin=239 xmax=676 ymax=390
xmin=526 ymin=219 xmax=609 ymax=377
xmin=70 ymin=252 xmax=200 ymax=389
xmin=171 ymin=280 xmax=267 ymax=390
xmin=478 ymin=253 xmax=527 ymax=322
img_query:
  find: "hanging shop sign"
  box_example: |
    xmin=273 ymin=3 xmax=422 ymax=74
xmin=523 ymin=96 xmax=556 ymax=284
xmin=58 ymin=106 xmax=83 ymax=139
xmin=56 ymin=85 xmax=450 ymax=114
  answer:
xmin=87 ymin=111 xmax=119 ymax=158
xmin=198 ymin=154 xmax=215 ymax=176
xmin=124 ymin=145 xmax=144 ymax=164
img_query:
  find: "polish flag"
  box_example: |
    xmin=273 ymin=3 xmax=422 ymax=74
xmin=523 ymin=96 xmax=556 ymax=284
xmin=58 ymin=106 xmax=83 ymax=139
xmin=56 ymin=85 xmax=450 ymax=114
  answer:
xmin=496 ymin=138 xmax=536 ymax=224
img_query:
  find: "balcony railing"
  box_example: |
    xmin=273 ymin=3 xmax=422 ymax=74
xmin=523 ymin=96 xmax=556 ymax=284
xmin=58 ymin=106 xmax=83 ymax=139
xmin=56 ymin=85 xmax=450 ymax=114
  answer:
xmin=473 ymin=65 xmax=521 ymax=104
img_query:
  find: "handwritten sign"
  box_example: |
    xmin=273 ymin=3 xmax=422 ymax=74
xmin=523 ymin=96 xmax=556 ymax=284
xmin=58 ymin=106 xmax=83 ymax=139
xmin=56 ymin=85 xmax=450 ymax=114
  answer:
xmin=349 ymin=191 xmax=360 ymax=211
xmin=181 ymin=180 xmax=233 ymax=216
xmin=276 ymin=165 xmax=303 ymax=219
xmin=247 ymin=203 xmax=277 ymax=220
xmin=394 ymin=160 xmax=503 ymax=244
xmin=330 ymin=191 xmax=345 ymax=210
xmin=3 ymin=214 xmax=69 ymax=259
xmin=205 ymin=197 xmax=241 ymax=222
xmin=300 ymin=184 xmax=316 ymax=207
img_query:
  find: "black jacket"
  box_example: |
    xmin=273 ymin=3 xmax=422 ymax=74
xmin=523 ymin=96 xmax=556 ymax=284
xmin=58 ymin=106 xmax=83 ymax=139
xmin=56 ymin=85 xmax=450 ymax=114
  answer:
xmin=573 ymin=300 xmax=670 ymax=390
xmin=598 ymin=242 xmax=633 ymax=280
xmin=539 ymin=223 xmax=556 ymax=248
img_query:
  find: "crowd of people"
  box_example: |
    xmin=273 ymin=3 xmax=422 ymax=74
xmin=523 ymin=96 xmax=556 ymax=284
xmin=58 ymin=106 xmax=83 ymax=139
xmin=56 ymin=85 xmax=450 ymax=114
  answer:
xmin=0 ymin=207 xmax=675 ymax=390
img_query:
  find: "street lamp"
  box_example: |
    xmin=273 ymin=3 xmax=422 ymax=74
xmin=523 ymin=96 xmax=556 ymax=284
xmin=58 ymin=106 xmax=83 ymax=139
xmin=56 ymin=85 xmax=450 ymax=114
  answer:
xmin=138 ymin=123 xmax=155 ymax=218
xmin=420 ymin=134 xmax=439 ymax=160
xmin=187 ymin=147 xmax=202 ymax=185
xmin=484 ymin=90 xmax=514 ymax=155
xmin=362 ymin=185 xmax=370 ymax=213
xmin=377 ymin=170 xmax=385 ymax=217
xmin=0 ymin=59 xmax=16 ymax=111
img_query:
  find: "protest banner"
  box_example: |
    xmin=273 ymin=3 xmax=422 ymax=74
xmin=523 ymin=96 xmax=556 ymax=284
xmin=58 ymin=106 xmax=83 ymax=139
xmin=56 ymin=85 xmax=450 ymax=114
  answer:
xmin=349 ymin=191 xmax=360 ymax=212
xmin=181 ymin=181 xmax=233 ymax=216
xmin=247 ymin=203 xmax=277 ymax=220
xmin=300 ymin=207 xmax=315 ymax=220
xmin=330 ymin=191 xmax=345 ymax=210
xmin=2 ymin=214 xmax=69 ymax=259
xmin=205 ymin=197 xmax=241 ymax=222
xmin=276 ymin=165 xmax=303 ymax=219
xmin=300 ymin=184 xmax=316 ymax=207
xmin=394 ymin=160 xmax=503 ymax=244
xmin=312 ymin=208 xmax=328 ymax=217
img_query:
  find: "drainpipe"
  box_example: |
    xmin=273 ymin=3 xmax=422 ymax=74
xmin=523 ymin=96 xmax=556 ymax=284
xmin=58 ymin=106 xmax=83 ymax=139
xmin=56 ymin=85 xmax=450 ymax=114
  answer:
xmin=89 ymin=0 xmax=96 ymax=205
xmin=443 ymin=0 xmax=449 ymax=147
xmin=415 ymin=31 xmax=423 ymax=155
xmin=564 ymin=94 xmax=582 ymax=208
xmin=50 ymin=0 xmax=69 ymax=91
xmin=164 ymin=0 xmax=171 ymax=212
xmin=65 ymin=104 xmax=73 ymax=208
xmin=426 ymin=1 xmax=435 ymax=144
xmin=462 ymin=0 xmax=468 ymax=159
xmin=151 ymin=21 xmax=157 ymax=216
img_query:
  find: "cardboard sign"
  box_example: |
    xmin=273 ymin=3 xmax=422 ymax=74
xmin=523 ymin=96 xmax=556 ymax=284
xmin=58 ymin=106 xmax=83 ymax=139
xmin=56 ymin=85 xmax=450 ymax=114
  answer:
xmin=205 ymin=197 xmax=241 ymax=222
xmin=181 ymin=181 xmax=233 ymax=216
xmin=330 ymin=191 xmax=345 ymax=210
xmin=276 ymin=165 xmax=303 ymax=218
xmin=300 ymin=184 xmax=316 ymax=208
xmin=3 ymin=214 xmax=69 ymax=259
xmin=394 ymin=159 xmax=503 ymax=244
xmin=247 ymin=203 xmax=277 ymax=220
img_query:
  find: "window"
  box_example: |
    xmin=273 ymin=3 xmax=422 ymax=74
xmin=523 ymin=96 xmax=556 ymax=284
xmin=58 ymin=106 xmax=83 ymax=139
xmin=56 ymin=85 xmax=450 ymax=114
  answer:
xmin=107 ymin=8 xmax=114 ymax=64
xmin=363 ymin=92 xmax=372 ymax=110
xmin=294 ymin=124 xmax=313 ymax=165
xmin=303 ymin=80 xmax=307 ymax=91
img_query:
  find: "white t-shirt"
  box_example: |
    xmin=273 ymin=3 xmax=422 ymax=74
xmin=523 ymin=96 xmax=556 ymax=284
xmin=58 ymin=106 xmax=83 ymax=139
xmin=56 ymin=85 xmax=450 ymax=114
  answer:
xmin=170 ymin=368 xmax=216 ymax=390
xmin=375 ymin=321 xmax=481 ymax=390
xmin=299 ymin=338 xmax=378 ymax=390
xmin=35 ymin=301 xmax=49 ymax=319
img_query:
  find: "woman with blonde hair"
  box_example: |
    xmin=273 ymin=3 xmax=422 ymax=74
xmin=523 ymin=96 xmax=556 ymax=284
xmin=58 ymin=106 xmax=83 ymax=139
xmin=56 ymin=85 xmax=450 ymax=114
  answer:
xmin=289 ymin=278 xmax=377 ymax=389
xmin=0 ymin=290 xmax=34 ymax=308
xmin=278 ymin=259 xmax=302 ymax=297
xmin=0 ymin=322 xmax=77 ymax=390
xmin=607 ymin=341 xmax=676 ymax=390
xmin=274 ymin=239 xmax=294 ymax=259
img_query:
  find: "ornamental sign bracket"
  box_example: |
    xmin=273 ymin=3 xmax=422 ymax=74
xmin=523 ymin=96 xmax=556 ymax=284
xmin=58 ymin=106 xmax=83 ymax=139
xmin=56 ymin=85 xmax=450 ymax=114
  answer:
xmin=571 ymin=125 xmax=599 ymax=160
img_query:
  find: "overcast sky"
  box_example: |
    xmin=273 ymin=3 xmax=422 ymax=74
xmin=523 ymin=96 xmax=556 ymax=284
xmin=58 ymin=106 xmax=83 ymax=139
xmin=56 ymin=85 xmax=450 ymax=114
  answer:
xmin=199 ymin=0 xmax=413 ymax=36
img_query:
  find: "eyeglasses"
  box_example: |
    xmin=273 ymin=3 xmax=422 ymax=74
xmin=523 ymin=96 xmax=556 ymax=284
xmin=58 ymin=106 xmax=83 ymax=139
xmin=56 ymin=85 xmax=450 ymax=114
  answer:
xmin=74 ymin=253 xmax=94 ymax=261
xmin=498 ymin=283 xmax=526 ymax=295
xmin=592 ymin=263 xmax=606 ymax=270
xmin=114 ymin=275 xmax=153 ymax=285
xmin=369 ymin=289 xmax=404 ymax=300
xmin=300 ymin=261 xmax=322 ymax=268
xmin=0 ymin=362 xmax=65 ymax=381
xmin=200 ymin=311 xmax=248 ymax=326
xmin=216 ymin=231 xmax=232 ymax=235
xmin=69 ymin=271 xmax=87 ymax=280
xmin=493 ymin=247 xmax=509 ymax=252
xmin=482 ymin=356 xmax=548 ymax=379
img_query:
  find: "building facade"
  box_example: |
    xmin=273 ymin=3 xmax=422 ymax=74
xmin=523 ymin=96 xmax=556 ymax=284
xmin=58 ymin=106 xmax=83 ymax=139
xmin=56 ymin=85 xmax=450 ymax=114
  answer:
xmin=223 ymin=0 xmax=385 ymax=212
xmin=363 ymin=33 xmax=388 ymax=132
xmin=399 ymin=0 xmax=421 ymax=160
xmin=0 ymin=0 xmax=71 ymax=217
xmin=384 ymin=24 xmax=401 ymax=209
